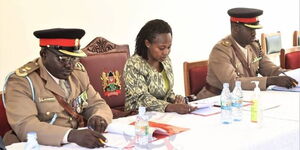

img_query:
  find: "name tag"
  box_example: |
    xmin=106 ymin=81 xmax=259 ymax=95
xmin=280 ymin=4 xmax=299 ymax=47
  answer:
xmin=39 ymin=97 xmax=56 ymax=102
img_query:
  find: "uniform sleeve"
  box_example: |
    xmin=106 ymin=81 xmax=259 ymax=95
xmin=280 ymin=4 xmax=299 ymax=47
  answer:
xmin=78 ymin=71 xmax=113 ymax=124
xmin=258 ymin=53 xmax=283 ymax=77
xmin=82 ymin=83 xmax=113 ymax=124
xmin=209 ymin=45 xmax=269 ymax=91
xmin=124 ymin=60 xmax=169 ymax=112
xmin=5 ymin=75 xmax=70 ymax=146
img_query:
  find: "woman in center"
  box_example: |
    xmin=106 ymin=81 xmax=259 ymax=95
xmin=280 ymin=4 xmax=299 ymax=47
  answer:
xmin=124 ymin=19 xmax=196 ymax=114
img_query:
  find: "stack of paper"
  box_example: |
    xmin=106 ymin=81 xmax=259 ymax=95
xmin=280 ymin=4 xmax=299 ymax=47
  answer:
xmin=272 ymin=68 xmax=300 ymax=92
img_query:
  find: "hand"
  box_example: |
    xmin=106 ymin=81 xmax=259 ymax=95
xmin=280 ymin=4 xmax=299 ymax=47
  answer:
xmin=267 ymin=76 xmax=298 ymax=88
xmin=68 ymin=129 xmax=106 ymax=148
xmin=165 ymin=104 xmax=197 ymax=114
xmin=87 ymin=116 xmax=108 ymax=133
xmin=174 ymin=95 xmax=186 ymax=104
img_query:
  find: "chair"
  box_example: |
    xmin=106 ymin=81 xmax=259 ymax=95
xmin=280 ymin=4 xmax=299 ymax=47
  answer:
xmin=293 ymin=30 xmax=300 ymax=46
xmin=183 ymin=60 xmax=208 ymax=96
xmin=0 ymin=91 xmax=11 ymax=137
xmin=261 ymin=31 xmax=282 ymax=54
xmin=261 ymin=31 xmax=282 ymax=65
xmin=280 ymin=48 xmax=300 ymax=69
xmin=80 ymin=37 xmax=135 ymax=118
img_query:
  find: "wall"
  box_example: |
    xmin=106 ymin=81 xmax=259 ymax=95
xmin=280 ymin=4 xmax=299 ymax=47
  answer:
xmin=0 ymin=0 xmax=299 ymax=95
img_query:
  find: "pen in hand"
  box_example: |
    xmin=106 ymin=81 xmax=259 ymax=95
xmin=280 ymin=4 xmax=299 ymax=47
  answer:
xmin=99 ymin=138 xmax=107 ymax=144
xmin=281 ymin=72 xmax=298 ymax=87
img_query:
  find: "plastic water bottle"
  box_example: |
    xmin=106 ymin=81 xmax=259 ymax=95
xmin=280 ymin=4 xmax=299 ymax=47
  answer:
xmin=135 ymin=107 xmax=149 ymax=148
xmin=24 ymin=132 xmax=39 ymax=150
xmin=231 ymin=81 xmax=243 ymax=121
xmin=220 ymin=83 xmax=232 ymax=124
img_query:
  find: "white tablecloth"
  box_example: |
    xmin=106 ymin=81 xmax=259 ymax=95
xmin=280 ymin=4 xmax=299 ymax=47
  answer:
xmin=6 ymin=91 xmax=300 ymax=150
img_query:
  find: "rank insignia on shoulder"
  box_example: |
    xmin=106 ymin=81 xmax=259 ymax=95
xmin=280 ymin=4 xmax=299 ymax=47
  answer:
xmin=15 ymin=61 xmax=39 ymax=77
xmin=221 ymin=40 xmax=231 ymax=47
xmin=75 ymin=62 xmax=85 ymax=72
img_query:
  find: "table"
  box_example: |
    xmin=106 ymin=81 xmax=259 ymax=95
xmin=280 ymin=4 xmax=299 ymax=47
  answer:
xmin=6 ymin=91 xmax=299 ymax=150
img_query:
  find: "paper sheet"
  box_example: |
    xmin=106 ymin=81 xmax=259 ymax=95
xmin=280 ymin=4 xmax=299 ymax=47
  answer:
xmin=272 ymin=68 xmax=300 ymax=92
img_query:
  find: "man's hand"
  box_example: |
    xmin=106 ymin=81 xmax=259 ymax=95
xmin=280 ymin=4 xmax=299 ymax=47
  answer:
xmin=87 ymin=116 xmax=108 ymax=133
xmin=267 ymin=76 xmax=298 ymax=88
xmin=165 ymin=104 xmax=197 ymax=114
xmin=68 ymin=129 xmax=106 ymax=148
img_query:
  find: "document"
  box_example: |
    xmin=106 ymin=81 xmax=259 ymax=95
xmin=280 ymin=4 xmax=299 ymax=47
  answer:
xmin=272 ymin=68 xmax=300 ymax=92
xmin=106 ymin=121 xmax=189 ymax=139
xmin=191 ymin=107 xmax=221 ymax=116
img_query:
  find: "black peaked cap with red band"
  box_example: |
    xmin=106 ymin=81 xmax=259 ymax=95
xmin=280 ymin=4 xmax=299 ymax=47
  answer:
xmin=33 ymin=28 xmax=87 ymax=57
xmin=228 ymin=7 xmax=263 ymax=29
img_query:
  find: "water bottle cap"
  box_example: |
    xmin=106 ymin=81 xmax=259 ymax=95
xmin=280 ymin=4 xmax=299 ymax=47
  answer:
xmin=223 ymin=83 xmax=229 ymax=88
xmin=138 ymin=106 xmax=146 ymax=115
xmin=235 ymin=81 xmax=241 ymax=86
xmin=27 ymin=132 xmax=37 ymax=139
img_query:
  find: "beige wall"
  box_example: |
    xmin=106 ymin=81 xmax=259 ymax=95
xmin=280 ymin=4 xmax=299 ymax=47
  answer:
xmin=0 ymin=0 xmax=299 ymax=95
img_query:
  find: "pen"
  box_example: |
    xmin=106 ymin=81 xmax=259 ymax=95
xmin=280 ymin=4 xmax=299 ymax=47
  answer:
xmin=281 ymin=72 xmax=298 ymax=86
xmin=99 ymin=138 xmax=107 ymax=144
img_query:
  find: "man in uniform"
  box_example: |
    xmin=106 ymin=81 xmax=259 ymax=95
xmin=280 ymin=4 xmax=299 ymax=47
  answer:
xmin=3 ymin=28 xmax=113 ymax=148
xmin=197 ymin=8 xmax=298 ymax=99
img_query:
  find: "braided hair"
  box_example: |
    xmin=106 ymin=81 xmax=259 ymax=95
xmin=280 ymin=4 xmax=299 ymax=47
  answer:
xmin=135 ymin=19 xmax=172 ymax=60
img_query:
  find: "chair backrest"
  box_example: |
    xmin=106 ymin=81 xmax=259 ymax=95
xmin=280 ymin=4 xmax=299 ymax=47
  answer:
xmin=0 ymin=91 xmax=11 ymax=137
xmin=183 ymin=60 xmax=208 ymax=96
xmin=280 ymin=47 xmax=300 ymax=69
xmin=80 ymin=37 xmax=129 ymax=110
xmin=293 ymin=30 xmax=300 ymax=46
xmin=261 ymin=31 xmax=282 ymax=54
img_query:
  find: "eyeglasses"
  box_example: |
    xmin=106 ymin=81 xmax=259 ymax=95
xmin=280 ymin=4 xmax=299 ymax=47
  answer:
xmin=57 ymin=56 xmax=80 ymax=64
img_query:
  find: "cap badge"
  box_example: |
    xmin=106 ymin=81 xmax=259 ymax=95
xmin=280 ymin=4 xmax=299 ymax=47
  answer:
xmin=75 ymin=39 xmax=80 ymax=47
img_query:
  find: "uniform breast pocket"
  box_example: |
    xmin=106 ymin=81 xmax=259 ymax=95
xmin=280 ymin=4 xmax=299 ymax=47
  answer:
xmin=36 ymin=97 xmax=63 ymax=122
xmin=251 ymin=61 xmax=260 ymax=74
xmin=235 ymin=63 xmax=245 ymax=77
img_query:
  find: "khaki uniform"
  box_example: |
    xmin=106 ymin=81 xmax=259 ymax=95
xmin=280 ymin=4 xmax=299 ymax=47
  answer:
xmin=124 ymin=55 xmax=176 ymax=112
xmin=4 ymin=58 xmax=112 ymax=146
xmin=197 ymin=35 xmax=283 ymax=99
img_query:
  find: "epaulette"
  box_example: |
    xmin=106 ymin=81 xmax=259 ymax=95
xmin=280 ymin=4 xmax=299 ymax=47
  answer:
xmin=74 ymin=62 xmax=86 ymax=72
xmin=15 ymin=61 xmax=39 ymax=77
xmin=221 ymin=40 xmax=232 ymax=47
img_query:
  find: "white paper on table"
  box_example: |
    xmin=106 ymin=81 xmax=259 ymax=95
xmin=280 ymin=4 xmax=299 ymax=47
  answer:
xmin=272 ymin=68 xmax=300 ymax=92
xmin=191 ymin=107 xmax=221 ymax=116
xmin=188 ymin=101 xmax=213 ymax=108
xmin=105 ymin=123 xmax=168 ymax=137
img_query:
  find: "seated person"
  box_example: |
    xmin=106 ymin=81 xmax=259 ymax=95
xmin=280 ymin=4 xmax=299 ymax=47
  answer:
xmin=124 ymin=19 xmax=196 ymax=114
xmin=197 ymin=8 xmax=298 ymax=99
xmin=3 ymin=28 xmax=112 ymax=148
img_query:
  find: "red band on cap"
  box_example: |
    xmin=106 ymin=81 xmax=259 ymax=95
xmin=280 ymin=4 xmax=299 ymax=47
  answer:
xmin=40 ymin=39 xmax=78 ymax=47
xmin=230 ymin=17 xmax=258 ymax=23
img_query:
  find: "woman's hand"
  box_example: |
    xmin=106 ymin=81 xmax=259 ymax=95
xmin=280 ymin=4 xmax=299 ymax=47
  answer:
xmin=174 ymin=95 xmax=186 ymax=104
xmin=165 ymin=103 xmax=197 ymax=114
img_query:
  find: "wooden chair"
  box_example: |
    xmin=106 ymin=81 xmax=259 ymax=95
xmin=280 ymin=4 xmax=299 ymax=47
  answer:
xmin=0 ymin=91 xmax=12 ymax=137
xmin=183 ymin=60 xmax=208 ymax=96
xmin=293 ymin=30 xmax=300 ymax=46
xmin=280 ymin=47 xmax=300 ymax=69
xmin=80 ymin=37 xmax=136 ymax=118
xmin=261 ymin=31 xmax=282 ymax=65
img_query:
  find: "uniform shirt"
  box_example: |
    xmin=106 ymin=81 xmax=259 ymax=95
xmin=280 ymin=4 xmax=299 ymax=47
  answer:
xmin=197 ymin=35 xmax=283 ymax=99
xmin=5 ymin=58 xmax=113 ymax=146
xmin=123 ymin=54 xmax=176 ymax=112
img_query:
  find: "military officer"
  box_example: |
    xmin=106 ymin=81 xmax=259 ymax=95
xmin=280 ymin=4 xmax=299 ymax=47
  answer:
xmin=3 ymin=28 xmax=113 ymax=148
xmin=197 ymin=8 xmax=298 ymax=99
